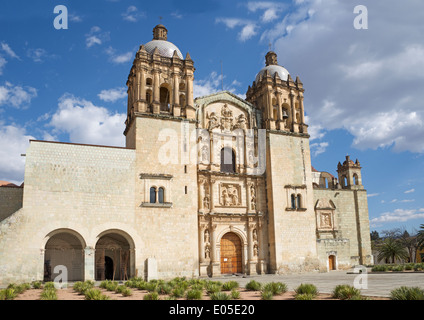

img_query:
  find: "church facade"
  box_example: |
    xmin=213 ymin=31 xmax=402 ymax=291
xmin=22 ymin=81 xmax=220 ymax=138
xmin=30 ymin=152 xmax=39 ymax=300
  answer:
xmin=0 ymin=25 xmax=372 ymax=285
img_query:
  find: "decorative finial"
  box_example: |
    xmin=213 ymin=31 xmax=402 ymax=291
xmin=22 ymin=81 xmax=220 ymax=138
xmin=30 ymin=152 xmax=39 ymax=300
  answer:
xmin=268 ymin=42 xmax=272 ymax=51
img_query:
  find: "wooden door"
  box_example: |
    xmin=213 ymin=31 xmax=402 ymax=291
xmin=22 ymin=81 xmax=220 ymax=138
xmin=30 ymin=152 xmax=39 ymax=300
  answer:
xmin=328 ymin=255 xmax=336 ymax=270
xmin=220 ymin=233 xmax=242 ymax=274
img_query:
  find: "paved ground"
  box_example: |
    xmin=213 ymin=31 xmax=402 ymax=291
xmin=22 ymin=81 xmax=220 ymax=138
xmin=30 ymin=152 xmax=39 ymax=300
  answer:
xmin=210 ymin=270 xmax=424 ymax=297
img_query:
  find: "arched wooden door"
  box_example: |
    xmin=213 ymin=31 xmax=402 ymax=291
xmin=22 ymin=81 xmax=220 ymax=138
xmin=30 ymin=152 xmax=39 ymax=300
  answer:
xmin=220 ymin=233 xmax=242 ymax=274
xmin=328 ymin=255 xmax=336 ymax=270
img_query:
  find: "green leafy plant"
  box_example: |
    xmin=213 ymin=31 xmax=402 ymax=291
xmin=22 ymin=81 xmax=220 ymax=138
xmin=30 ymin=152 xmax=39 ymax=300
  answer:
xmin=1 ymin=288 xmax=17 ymax=300
xmin=171 ymin=287 xmax=186 ymax=298
xmin=245 ymin=280 xmax=262 ymax=291
xmin=263 ymin=282 xmax=287 ymax=295
xmin=231 ymin=289 xmax=240 ymax=299
xmin=206 ymin=283 xmax=222 ymax=294
xmin=390 ymin=286 xmax=424 ymax=300
xmin=294 ymin=293 xmax=315 ymax=300
xmin=210 ymin=292 xmax=231 ymax=300
xmin=260 ymin=290 xmax=274 ymax=300
xmin=222 ymin=281 xmax=239 ymax=291
xmin=84 ymin=288 xmax=110 ymax=300
xmin=40 ymin=288 xmax=58 ymax=300
xmin=143 ymin=292 xmax=160 ymax=300
xmin=186 ymin=289 xmax=203 ymax=300
xmin=31 ymin=281 xmax=43 ymax=289
xmin=295 ymin=283 xmax=319 ymax=298
xmin=332 ymin=284 xmax=362 ymax=300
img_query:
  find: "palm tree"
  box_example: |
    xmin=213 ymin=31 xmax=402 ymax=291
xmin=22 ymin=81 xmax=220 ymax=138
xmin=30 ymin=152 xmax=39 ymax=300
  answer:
xmin=417 ymin=224 xmax=424 ymax=250
xmin=377 ymin=238 xmax=408 ymax=264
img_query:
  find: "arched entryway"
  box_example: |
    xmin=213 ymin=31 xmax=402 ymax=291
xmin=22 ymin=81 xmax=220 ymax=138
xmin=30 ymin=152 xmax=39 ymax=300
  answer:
xmin=44 ymin=230 xmax=85 ymax=282
xmin=95 ymin=231 xmax=134 ymax=281
xmin=220 ymin=232 xmax=242 ymax=274
xmin=328 ymin=255 xmax=336 ymax=271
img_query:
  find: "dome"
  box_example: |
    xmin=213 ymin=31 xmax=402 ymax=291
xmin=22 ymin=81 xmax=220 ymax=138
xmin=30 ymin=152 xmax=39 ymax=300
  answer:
xmin=255 ymin=64 xmax=290 ymax=83
xmin=144 ymin=40 xmax=184 ymax=59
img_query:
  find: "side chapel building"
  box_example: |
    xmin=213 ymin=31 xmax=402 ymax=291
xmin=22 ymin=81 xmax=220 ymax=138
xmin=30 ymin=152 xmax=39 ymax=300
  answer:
xmin=0 ymin=25 xmax=372 ymax=284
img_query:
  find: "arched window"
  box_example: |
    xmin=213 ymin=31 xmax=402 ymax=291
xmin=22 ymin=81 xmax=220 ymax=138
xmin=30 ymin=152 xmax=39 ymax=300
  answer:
xmin=220 ymin=147 xmax=236 ymax=173
xmin=343 ymin=176 xmax=348 ymax=188
xmin=158 ymin=187 xmax=164 ymax=204
xmin=353 ymin=173 xmax=359 ymax=185
xmin=160 ymin=86 xmax=170 ymax=112
xmin=150 ymin=187 xmax=157 ymax=203
xmin=146 ymin=78 xmax=152 ymax=86
xmin=297 ymin=194 xmax=302 ymax=209
xmin=291 ymin=194 xmax=296 ymax=209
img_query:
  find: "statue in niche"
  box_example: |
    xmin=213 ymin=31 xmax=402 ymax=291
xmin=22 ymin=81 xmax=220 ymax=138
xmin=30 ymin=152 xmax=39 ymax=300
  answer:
xmin=320 ymin=213 xmax=332 ymax=228
xmin=250 ymin=185 xmax=256 ymax=210
xmin=207 ymin=112 xmax=220 ymax=131
xmin=204 ymin=229 xmax=210 ymax=243
xmin=253 ymin=229 xmax=257 ymax=241
xmin=253 ymin=244 xmax=258 ymax=257
xmin=222 ymin=190 xmax=232 ymax=206
xmin=231 ymin=189 xmax=239 ymax=206
xmin=201 ymin=146 xmax=209 ymax=163
xmin=205 ymin=245 xmax=210 ymax=259
xmin=203 ymin=196 xmax=210 ymax=209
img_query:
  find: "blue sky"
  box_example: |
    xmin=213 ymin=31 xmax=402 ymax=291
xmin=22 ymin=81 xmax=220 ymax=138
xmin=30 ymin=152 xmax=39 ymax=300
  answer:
xmin=0 ymin=0 xmax=423 ymax=235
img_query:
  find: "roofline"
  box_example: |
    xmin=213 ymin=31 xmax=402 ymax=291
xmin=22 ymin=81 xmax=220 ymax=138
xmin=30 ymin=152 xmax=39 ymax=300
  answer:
xmin=29 ymin=140 xmax=134 ymax=150
xmin=194 ymin=90 xmax=256 ymax=110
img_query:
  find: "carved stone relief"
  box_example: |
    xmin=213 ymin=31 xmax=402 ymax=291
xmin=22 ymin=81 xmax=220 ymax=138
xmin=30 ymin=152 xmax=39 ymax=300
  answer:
xmin=219 ymin=184 xmax=241 ymax=207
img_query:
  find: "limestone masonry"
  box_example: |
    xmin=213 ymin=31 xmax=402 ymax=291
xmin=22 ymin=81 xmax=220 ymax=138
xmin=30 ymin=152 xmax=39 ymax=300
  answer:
xmin=0 ymin=25 xmax=372 ymax=285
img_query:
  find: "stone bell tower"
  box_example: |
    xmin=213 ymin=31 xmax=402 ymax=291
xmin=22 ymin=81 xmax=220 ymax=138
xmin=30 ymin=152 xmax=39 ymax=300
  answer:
xmin=124 ymin=24 xmax=196 ymax=147
xmin=337 ymin=155 xmax=364 ymax=190
xmin=246 ymin=51 xmax=308 ymax=133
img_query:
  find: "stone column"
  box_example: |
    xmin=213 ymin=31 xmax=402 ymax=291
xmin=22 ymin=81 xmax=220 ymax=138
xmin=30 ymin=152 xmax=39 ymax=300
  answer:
xmin=290 ymin=91 xmax=298 ymax=133
xmin=84 ymin=246 xmax=95 ymax=281
xmin=199 ymin=225 xmax=206 ymax=263
xmin=210 ymin=179 xmax=216 ymax=211
xmin=210 ymin=224 xmax=221 ymax=276
xmin=173 ymin=73 xmax=180 ymax=117
xmin=139 ymin=69 xmax=147 ymax=112
xmin=152 ymin=70 xmax=160 ymax=114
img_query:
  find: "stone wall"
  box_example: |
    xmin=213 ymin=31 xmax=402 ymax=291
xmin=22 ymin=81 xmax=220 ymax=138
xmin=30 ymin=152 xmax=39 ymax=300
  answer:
xmin=0 ymin=186 xmax=23 ymax=222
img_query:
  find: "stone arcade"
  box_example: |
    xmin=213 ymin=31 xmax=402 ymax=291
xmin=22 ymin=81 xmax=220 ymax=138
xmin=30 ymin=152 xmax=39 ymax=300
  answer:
xmin=0 ymin=24 xmax=372 ymax=285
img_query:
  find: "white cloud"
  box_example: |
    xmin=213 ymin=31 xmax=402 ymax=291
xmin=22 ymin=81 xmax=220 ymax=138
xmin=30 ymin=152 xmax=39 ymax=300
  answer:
xmin=171 ymin=12 xmax=183 ymax=19
xmin=367 ymin=193 xmax=380 ymax=198
xmin=193 ymin=71 xmax=244 ymax=98
xmin=122 ymin=6 xmax=145 ymax=22
xmin=98 ymin=87 xmax=127 ymax=102
xmin=370 ymin=208 xmax=424 ymax=225
xmin=266 ymin=0 xmax=424 ymax=153
xmin=0 ymin=123 xmax=34 ymax=184
xmin=0 ymin=56 xmax=6 ymax=75
xmin=26 ymin=48 xmax=57 ymax=63
xmin=1 ymin=42 xmax=19 ymax=60
xmin=105 ymin=47 xmax=133 ymax=64
xmin=246 ymin=2 xmax=287 ymax=22
xmin=215 ymin=18 xmax=258 ymax=42
xmin=48 ymin=94 xmax=126 ymax=147
xmin=310 ymin=141 xmax=328 ymax=157
xmin=85 ymin=26 xmax=110 ymax=48
xmin=404 ymin=188 xmax=415 ymax=194
xmin=0 ymin=82 xmax=37 ymax=109
xmin=69 ymin=14 xmax=83 ymax=22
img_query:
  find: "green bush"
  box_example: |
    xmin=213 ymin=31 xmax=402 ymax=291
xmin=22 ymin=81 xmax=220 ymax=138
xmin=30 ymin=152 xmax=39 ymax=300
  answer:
xmin=263 ymin=282 xmax=287 ymax=295
xmin=144 ymin=292 xmax=160 ymax=300
xmin=171 ymin=287 xmax=186 ymax=298
xmin=41 ymin=288 xmax=58 ymax=300
xmin=105 ymin=281 xmax=119 ymax=292
xmin=32 ymin=281 xmax=43 ymax=289
xmin=44 ymin=282 xmax=56 ymax=290
xmin=332 ymin=285 xmax=361 ymax=300
xmin=392 ymin=265 xmax=405 ymax=272
xmin=295 ymin=284 xmax=318 ymax=297
xmin=115 ymin=285 xmax=127 ymax=294
xmin=145 ymin=281 xmax=159 ymax=292
xmin=1 ymin=288 xmax=17 ymax=300
xmin=294 ymin=293 xmax=315 ymax=300
xmin=121 ymin=287 xmax=133 ymax=297
xmin=390 ymin=286 xmax=424 ymax=300
xmin=231 ymin=289 xmax=240 ymax=300
xmin=84 ymin=288 xmax=110 ymax=300
xmin=158 ymin=283 xmax=172 ymax=295
xmin=206 ymin=283 xmax=222 ymax=294
xmin=73 ymin=280 xmax=94 ymax=294
xmin=186 ymin=289 xmax=203 ymax=300
xmin=260 ymin=290 xmax=274 ymax=300
xmin=222 ymin=281 xmax=239 ymax=291
xmin=210 ymin=292 xmax=231 ymax=300
xmin=245 ymin=280 xmax=262 ymax=291
xmin=371 ymin=265 xmax=388 ymax=272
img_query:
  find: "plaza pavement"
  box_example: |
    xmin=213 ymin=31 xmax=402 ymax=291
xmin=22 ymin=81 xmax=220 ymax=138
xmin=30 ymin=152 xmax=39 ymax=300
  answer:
xmin=211 ymin=269 xmax=424 ymax=297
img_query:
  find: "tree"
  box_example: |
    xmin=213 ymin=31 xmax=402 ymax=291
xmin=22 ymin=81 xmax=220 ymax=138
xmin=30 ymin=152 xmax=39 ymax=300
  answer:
xmin=377 ymin=238 xmax=409 ymax=264
xmin=399 ymin=229 xmax=418 ymax=263
xmin=370 ymin=231 xmax=380 ymax=241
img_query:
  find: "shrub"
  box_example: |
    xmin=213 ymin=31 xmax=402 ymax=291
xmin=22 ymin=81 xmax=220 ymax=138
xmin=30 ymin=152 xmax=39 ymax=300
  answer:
xmin=1 ymin=288 xmax=17 ymax=300
xmin=44 ymin=282 xmax=56 ymax=290
xmin=332 ymin=285 xmax=361 ymax=300
xmin=85 ymin=288 xmax=110 ymax=300
xmin=260 ymin=290 xmax=274 ymax=300
xmin=115 ymin=285 xmax=127 ymax=294
xmin=231 ymin=289 xmax=240 ymax=299
xmin=145 ymin=281 xmax=159 ymax=292
xmin=372 ymin=265 xmax=388 ymax=272
xmin=105 ymin=281 xmax=119 ymax=292
xmin=73 ymin=280 xmax=94 ymax=294
xmin=144 ymin=292 xmax=160 ymax=300
xmin=294 ymin=293 xmax=315 ymax=300
xmin=392 ymin=265 xmax=405 ymax=272
xmin=245 ymin=280 xmax=262 ymax=291
xmin=295 ymin=284 xmax=318 ymax=297
xmin=186 ymin=289 xmax=203 ymax=300
xmin=222 ymin=281 xmax=239 ymax=291
xmin=405 ymin=263 xmax=414 ymax=271
xmin=191 ymin=283 xmax=204 ymax=291
xmin=40 ymin=288 xmax=58 ymax=300
xmin=206 ymin=283 xmax=222 ymax=294
xmin=390 ymin=286 xmax=424 ymax=300
xmin=32 ymin=281 xmax=43 ymax=289
xmin=171 ymin=287 xmax=186 ymax=298
xmin=210 ymin=292 xmax=231 ymax=300
xmin=158 ymin=283 xmax=172 ymax=295
xmin=121 ymin=287 xmax=133 ymax=297
xmin=263 ymin=282 xmax=287 ymax=296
